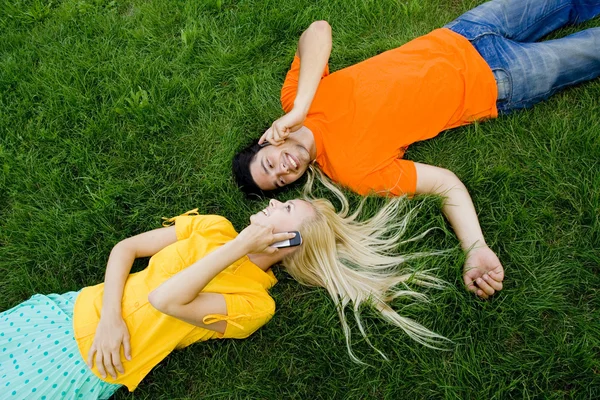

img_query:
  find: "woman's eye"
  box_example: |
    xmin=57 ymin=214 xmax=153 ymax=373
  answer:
xmin=286 ymin=205 xmax=291 ymax=212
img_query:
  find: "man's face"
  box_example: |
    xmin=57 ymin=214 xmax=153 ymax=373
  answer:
xmin=249 ymin=138 xmax=312 ymax=191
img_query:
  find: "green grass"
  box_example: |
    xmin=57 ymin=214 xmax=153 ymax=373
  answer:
xmin=1 ymin=0 xmax=599 ymax=398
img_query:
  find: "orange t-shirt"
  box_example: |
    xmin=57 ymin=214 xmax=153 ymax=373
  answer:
xmin=280 ymin=28 xmax=497 ymax=195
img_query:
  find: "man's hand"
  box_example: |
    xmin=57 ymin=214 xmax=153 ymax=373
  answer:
xmin=463 ymin=245 xmax=505 ymax=299
xmin=87 ymin=314 xmax=132 ymax=379
xmin=259 ymin=108 xmax=306 ymax=146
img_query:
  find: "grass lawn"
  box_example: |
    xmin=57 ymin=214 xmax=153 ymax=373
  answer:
xmin=1 ymin=0 xmax=599 ymax=398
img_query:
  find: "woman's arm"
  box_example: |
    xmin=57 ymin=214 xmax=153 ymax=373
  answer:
xmin=414 ymin=163 xmax=504 ymax=299
xmin=260 ymin=20 xmax=332 ymax=145
xmin=100 ymin=227 xmax=178 ymax=322
xmin=148 ymin=223 xmax=294 ymax=331
xmin=87 ymin=226 xmax=178 ymax=379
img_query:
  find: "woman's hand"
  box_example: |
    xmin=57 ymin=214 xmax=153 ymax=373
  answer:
xmin=87 ymin=314 xmax=132 ymax=379
xmin=259 ymin=108 xmax=307 ymax=146
xmin=463 ymin=245 xmax=505 ymax=299
xmin=235 ymin=218 xmax=297 ymax=255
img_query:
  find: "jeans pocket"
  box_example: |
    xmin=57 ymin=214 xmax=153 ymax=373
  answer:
xmin=492 ymin=68 xmax=511 ymax=103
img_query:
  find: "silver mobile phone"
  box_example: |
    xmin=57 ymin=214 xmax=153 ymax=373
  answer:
xmin=271 ymin=231 xmax=302 ymax=248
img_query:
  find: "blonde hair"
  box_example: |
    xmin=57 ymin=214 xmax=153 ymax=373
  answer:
xmin=282 ymin=166 xmax=449 ymax=362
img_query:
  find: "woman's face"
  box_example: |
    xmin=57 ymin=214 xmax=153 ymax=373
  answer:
xmin=251 ymin=199 xmax=315 ymax=233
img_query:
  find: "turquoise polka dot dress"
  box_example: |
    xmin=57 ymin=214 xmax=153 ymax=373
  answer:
xmin=0 ymin=292 xmax=122 ymax=399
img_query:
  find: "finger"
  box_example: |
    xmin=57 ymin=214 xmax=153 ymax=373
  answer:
xmin=87 ymin=346 xmax=96 ymax=369
xmin=267 ymin=127 xmax=284 ymax=146
xmin=272 ymin=126 xmax=282 ymax=142
xmin=482 ymin=274 xmax=503 ymax=291
xmin=264 ymin=246 xmax=279 ymax=255
xmin=271 ymin=232 xmax=297 ymax=242
xmin=102 ymin=351 xmax=117 ymax=380
xmin=463 ymin=270 xmax=478 ymax=289
xmin=476 ymin=289 xmax=489 ymax=299
xmin=258 ymin=133 xmax=267 ymax=145
xmin=96 ymin=353 xmax=106 ymax=379
xmin=265 ymin=127 xmax=276 ymax=143
xmin=261 ymin=225 xmax=274 ymax=236
xmin=463 ymin=277 xmax=478 ymax=293
xmin=266 ymin=126 xmax=275 ymax=141
xmin=111 ymin=350 xmax=124 ymax=375
xmin=489 ymin=269 xmax=505 ymax=281
xmin=258 ymin=127 xmax=272 ymax=145
xmin=268 ymin=137 xmax=284 ymax=146
xmin=123 ymin=336 xmax=132 ymax=361
xmin=475 ymin=277 xmax=495 ymax=296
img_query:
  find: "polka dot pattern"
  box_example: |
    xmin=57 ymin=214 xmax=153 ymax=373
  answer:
xmin=0 ymin=292 xmax=121 ymax=399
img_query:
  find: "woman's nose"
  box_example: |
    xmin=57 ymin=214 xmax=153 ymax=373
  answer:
xmin=269 ymin=199 xmax=281 ymax=207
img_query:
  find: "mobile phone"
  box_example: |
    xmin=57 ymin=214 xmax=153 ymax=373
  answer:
xmin=271 ymin=231 xmax=302 ymax=248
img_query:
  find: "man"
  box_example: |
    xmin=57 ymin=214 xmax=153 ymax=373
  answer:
xmin=233 ymin=0 xmax=600 ymax=299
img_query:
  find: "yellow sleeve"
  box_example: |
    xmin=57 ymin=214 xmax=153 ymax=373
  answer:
xmin=354 ymin=159 xmax=418 ymax=196
xmin=203 ymin=291 xmax=276 ymax=339
xmin=162 ymin=209 xmax=230 ymax=241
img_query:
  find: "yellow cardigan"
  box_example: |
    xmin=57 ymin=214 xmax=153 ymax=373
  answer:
xmin=73 ymin=213 xmax=277 ymax=391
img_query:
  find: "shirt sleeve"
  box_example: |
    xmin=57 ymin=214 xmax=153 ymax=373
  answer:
xmin=354 ymin=159 xmax=418 ymax=196
xmin=202 ymin=290 xmax=276 ymax=339
xmin=173 ymin=215 xmax=229 ymax=241
xmin=280 ymin=55 xmax=330 ymax=113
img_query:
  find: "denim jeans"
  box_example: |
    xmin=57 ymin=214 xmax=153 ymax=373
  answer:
xmin=445 ymin=0 xmax=600 ymax=113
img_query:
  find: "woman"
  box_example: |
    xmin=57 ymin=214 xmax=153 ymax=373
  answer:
xmin=0 ymin=194 xmax=445 ymax=399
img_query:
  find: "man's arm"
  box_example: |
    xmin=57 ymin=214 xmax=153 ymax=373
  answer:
xmin=414 ymin=162 xmax=504 ymax=299
xmin=261 ymin=20 xmax=332 ymax=145
xmin=293 ymin=20 xmax=332 ymax=116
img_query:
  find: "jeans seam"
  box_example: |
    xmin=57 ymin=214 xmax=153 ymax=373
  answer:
xmin=493 ymin=67 xmax=513 ymax=104
xmin=452 ymin=3 xmax=572 ymax=42
xmin=515 ymin=3 xmax=571 ymax=41
xmin=464 ymin=30 xmax=498 ymax=43
xmin=511 ymin=70 xmax=600 ymax=109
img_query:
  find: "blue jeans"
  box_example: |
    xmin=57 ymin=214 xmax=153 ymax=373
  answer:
xmin=445 ymin=0 xmax=600 ymax=113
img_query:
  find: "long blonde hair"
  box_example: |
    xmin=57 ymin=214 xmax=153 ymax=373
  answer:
xmin=282 ymin=166 xmax=449 ymax=362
